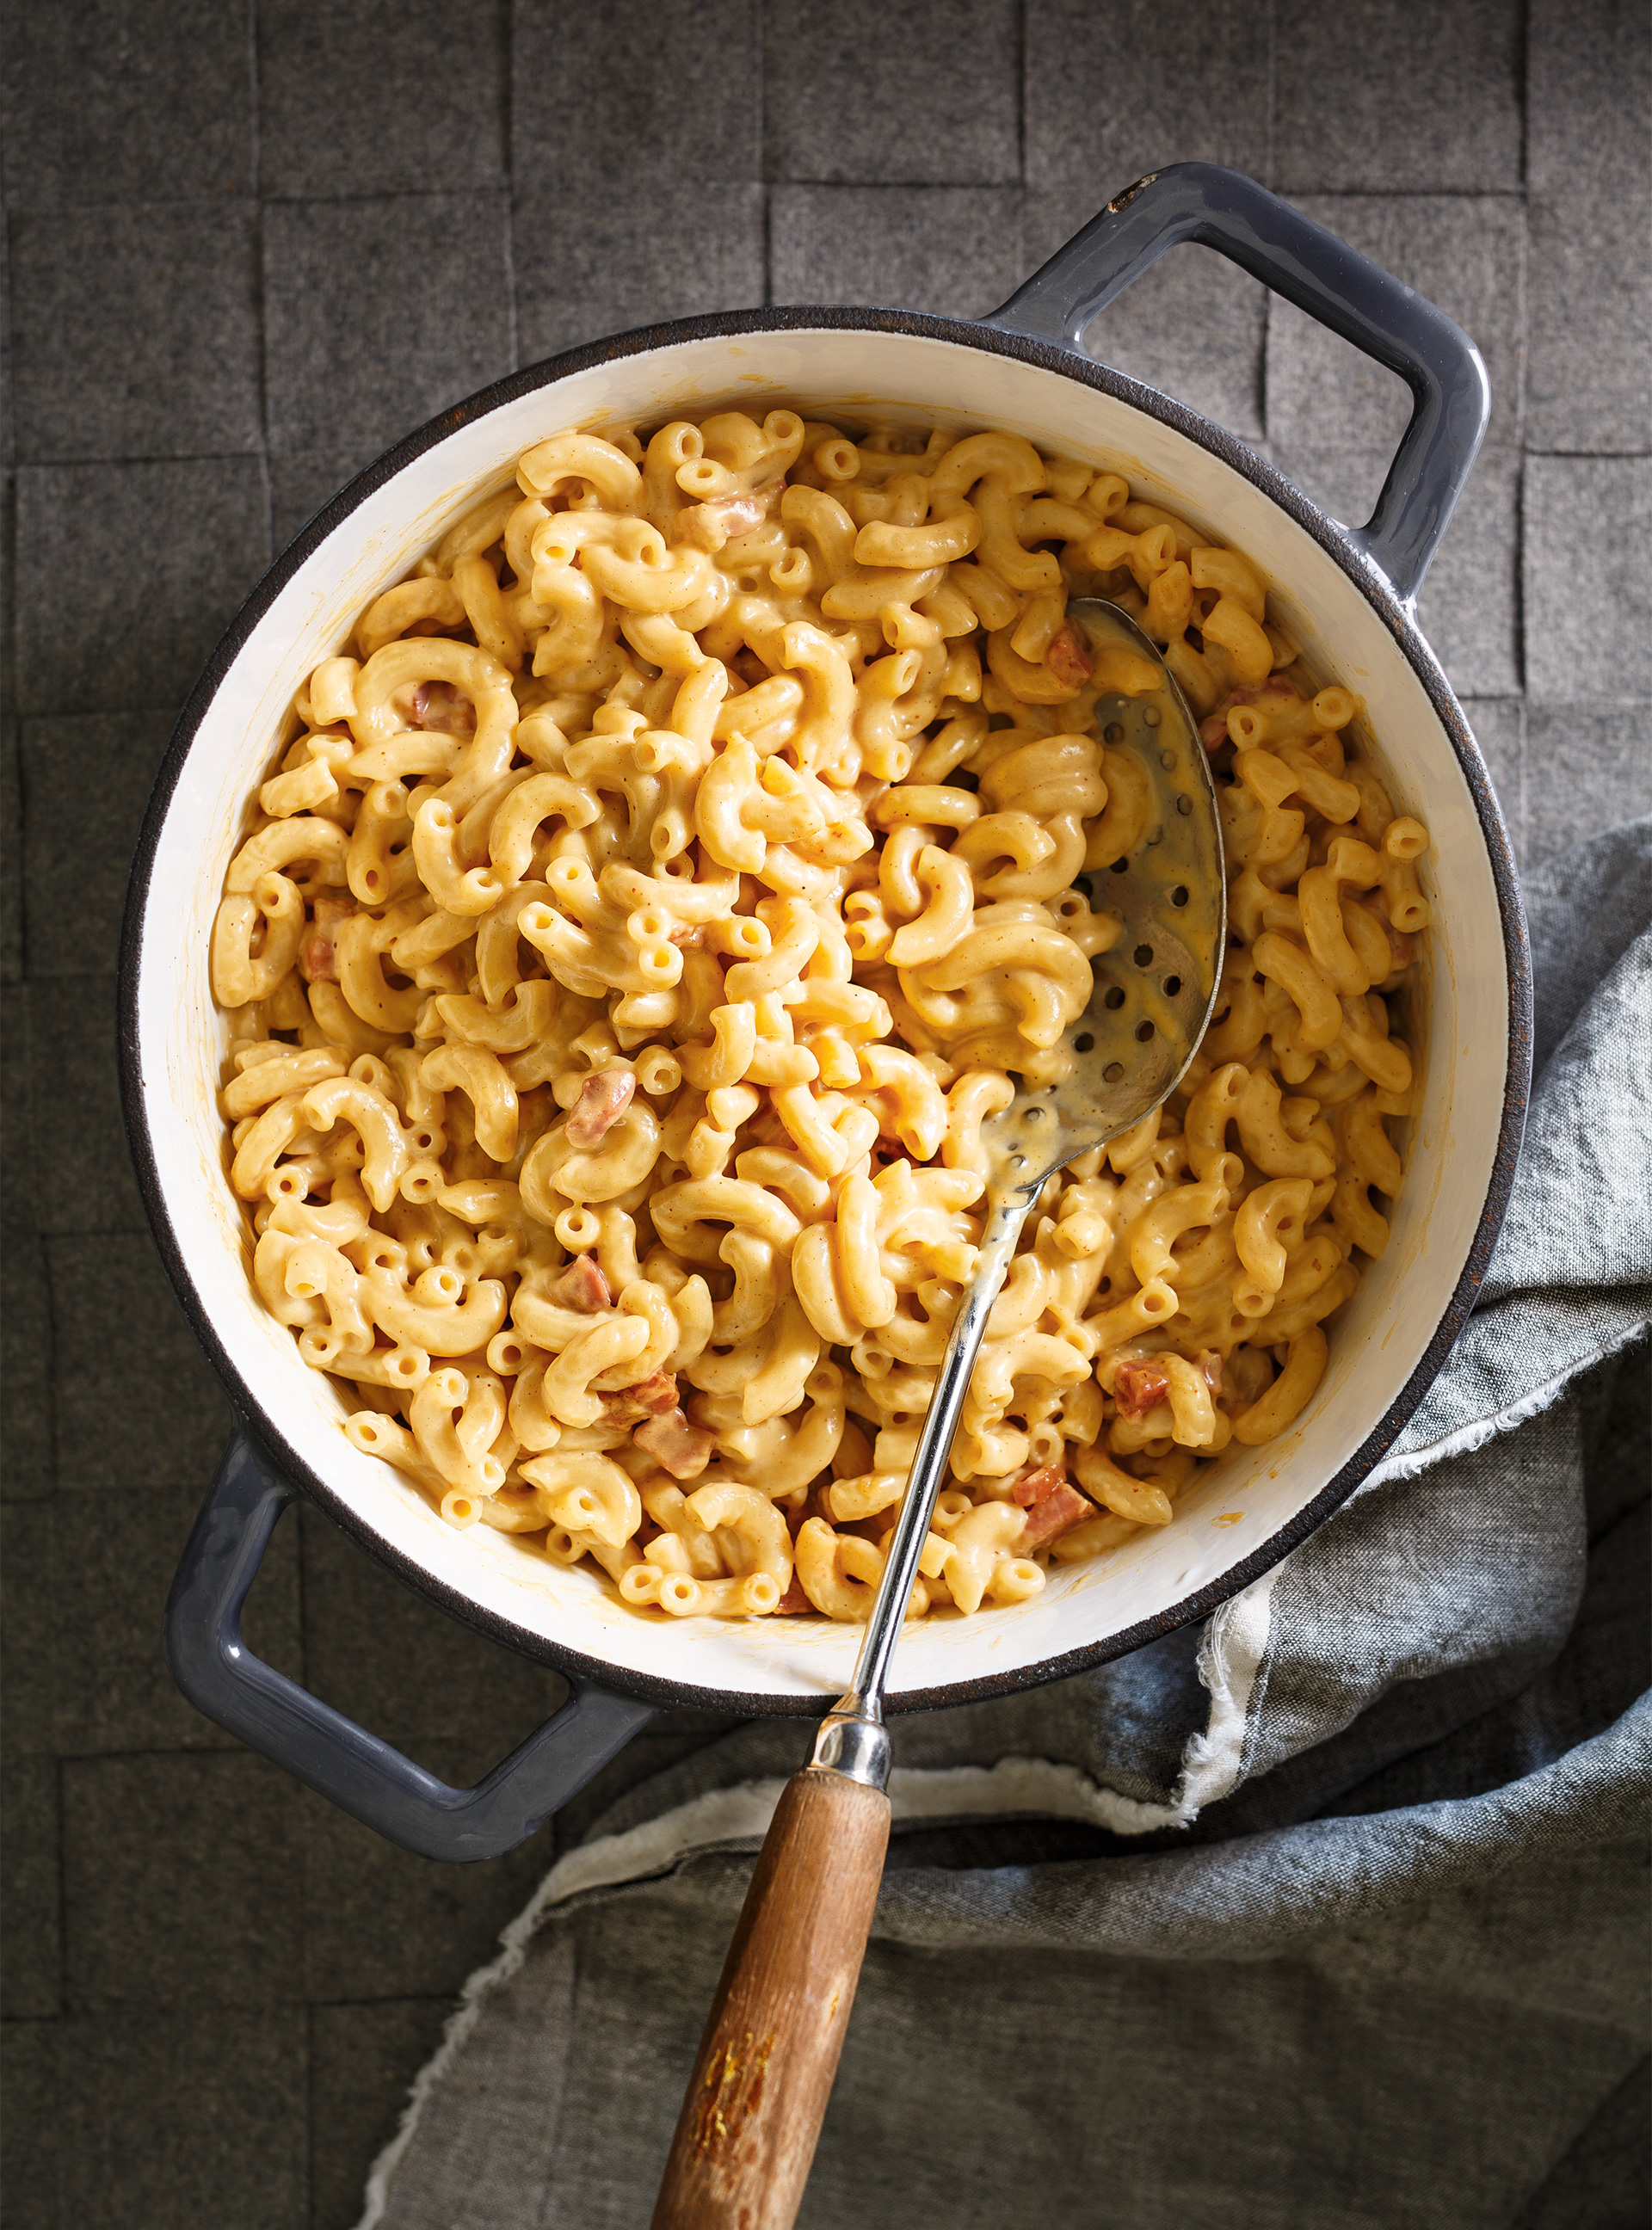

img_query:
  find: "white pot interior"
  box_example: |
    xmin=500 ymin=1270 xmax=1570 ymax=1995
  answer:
xmin=134 ymin=325 xmax=1511 ymax=1707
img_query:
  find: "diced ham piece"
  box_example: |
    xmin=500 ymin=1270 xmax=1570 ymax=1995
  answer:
xmin=1196 ymin=1349 xmax=1224 ymax=1400
xmin=1045 ymin=625 xmax=1094 ymax=690
xmin=546 ymin=1254 xmax=611 ymax=1313
xmin=1020 ymin=1481 xmax=1094 ymax=1550
xmin=411 ymin=679 xmax=477 ymax=736
xmin=565 ymin=1068 xmax=635 ymax=1148
xmin=712 ymin=494 xmax=768 ymax=538
xmin=774 ymin=1571 xmax=813 ymax=1614
xmin=1227 ymin=1346 xmax=1273 ymax=1407
xmin=684 ymin=482 xmax=782 ymax=552
xmin=1113 ymin=1358 xmax=1173 ymax=1420
xmin=624 ymin=1371 xmax=680 ymax=1417
xmin=299 ymin=895 xmax=353 ymax=984
xmin=1010 ymin=1461 xmax=1067 ymax=1509
xmin=633 ymin=1405 xmax=716 ymax=1479
xmin=1198 ymin=709 xmax=1232 ymax=752
xmin=600 ymin=1389 xmax=651 ymax=1426
xmin=1198 ymin=675 xmax=1303 ymax=752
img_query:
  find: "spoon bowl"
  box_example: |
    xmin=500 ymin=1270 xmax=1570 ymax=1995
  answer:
xmin=983 ymin=596 xmax=1227 ymax=1204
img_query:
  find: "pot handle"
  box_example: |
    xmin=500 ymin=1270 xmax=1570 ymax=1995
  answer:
xmin=165 ymin=1430 xmax=656 ymax=1862
xmin=983 ymin=161 xmax=1489 ymax=607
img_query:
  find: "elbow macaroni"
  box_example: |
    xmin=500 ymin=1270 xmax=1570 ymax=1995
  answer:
xmin=213 ymin=408 xmax=1431 ymax=1625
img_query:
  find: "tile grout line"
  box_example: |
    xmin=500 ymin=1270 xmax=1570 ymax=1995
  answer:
xmin=52 ymin=1659 xmax=66 ymax=2029
xmin=1258 ymin=0 xmax=1278 ymax=441
xmin=501 ymin=0 xmax=521 ymax=378
xmin=1265 ymin=0 xmax=1279 ymax=194
xmin=1512 ymin=0 xmax=1529 ymax=862
xmin=759 ymin=0 xmax=773 ymax=303
xmin=1015 ymin=0 xmax=1026 ymax=190
xmin=246 ymin=0 xmax=274 ymax=562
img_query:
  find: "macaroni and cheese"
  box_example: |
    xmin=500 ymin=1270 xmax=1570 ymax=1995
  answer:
xmin=212 ymin=409 xmax=1430 ymax=1623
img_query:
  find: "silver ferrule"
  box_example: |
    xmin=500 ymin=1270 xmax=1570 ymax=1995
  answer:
xmin=809 ymin=1697 xmax=891 ymax=1790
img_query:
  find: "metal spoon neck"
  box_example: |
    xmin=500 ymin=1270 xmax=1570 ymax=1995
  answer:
xmin=809 ymin=1698 xmax=891 ymax=1790
xmin=810 ymin=1192 xmax=1037 ymax=1794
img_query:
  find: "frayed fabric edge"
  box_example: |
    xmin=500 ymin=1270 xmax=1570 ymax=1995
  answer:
xmin=354 ymin=1765 xmax=1178 ymax=2227
xmin=1361 ymin=1315 xmax=1651 ymax=1492
xmin=354 ymin=1594 xmax=1281 ymax=2230
xmin=354 ymin=1320 xmax=1645 ymax=2227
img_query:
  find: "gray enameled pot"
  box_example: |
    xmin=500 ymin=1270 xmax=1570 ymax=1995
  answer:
xmin=121 ymin=165 xmax=1529 ymax=1860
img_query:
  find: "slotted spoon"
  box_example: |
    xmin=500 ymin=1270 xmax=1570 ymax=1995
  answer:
xmin=652 ymin=600 xmax=1226 ymax=2230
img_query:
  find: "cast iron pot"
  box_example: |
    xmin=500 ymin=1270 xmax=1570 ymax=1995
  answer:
xmin=123 ymin=164 xmax=1530 ymax=1862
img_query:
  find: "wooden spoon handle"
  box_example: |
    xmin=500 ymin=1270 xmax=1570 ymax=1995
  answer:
xmin=651 ymin=1767 xmax=891 ymax=2230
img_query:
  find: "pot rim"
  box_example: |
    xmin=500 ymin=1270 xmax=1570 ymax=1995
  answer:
xmin=118 ymin=302 xmax=1533 ymax=1718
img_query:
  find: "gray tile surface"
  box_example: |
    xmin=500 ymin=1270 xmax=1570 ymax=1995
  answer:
xmin=9 ymin=202 xmax=261 ymax=464
xmin=15 ymin=459 xmax=270 ymax=715
xmin=1526 ymin=195 xmax=1652 ymax=456
xmin=257 ymin=0 xmax=509 ymax=200
xmin=299 ymin=1759 xmax=547 ymax=2003
xmin=3 ymin=7 xmax=1650 ymax=2224
xmin=1265 ymin=443 xmax=1520 ymax=700
xmin=1 ymin=1505 xmax=56 ymax=1758
xmin=51 ymin=1484 xmax=303 ymax=1758
xmin=1023 ymin=0 xmax=1271 ymax=196
xmin=1022 ymin=197 xmax=1268 ymax=440
xmin=26 ymin=977 xmax=143 ymax=1235
xmin=56 ymin=2008 xmax=307 ymax=2230
xmin=62 ymin=1753 xmax=305 ymax=2011
xmin=1523 ymin=458 xmax=1652 ymax=703
xmin=1264 ymin=194 xmax=1527 ymax=452
xmin=1526 ymin=0 xmax=1652 ymax=197
xmin=1 ymin=982 xmax=52 ymax=1500
xmin=48 ymin=1231 xmax=232 ymax=1492
xmin=546 ymin=1714 xmax=744 ymax=1851
xmin=1 ymin=727 xmax=22 ymax=982
xmin=0 ymin=1761 xmax=60 ymax=2019
xmin=20 ymin=712 xmax=172 ymax=976
xmin=771 ymin=185 xmax=1022 ymax=316
xmin=0 ymin=984 xmax=31 ymax=1248
xmin=268 ymin=448 xmax=373 ymax=552
xmin=1 ymin=2024 xmax=59 ymax=2224
xmin=300 ymin=1503 xmax=566 ymax=1777
xmin=1415 ymin=448 xmax=1522 ymax=700
xmin=0 ymin=1229 xmax=53 ymax=1500
xmin=1261 ymin=440 xmax=1392 ymax=545
xmin=766 ymin=0 xmax=1018 ymax=184
xmin=310 ymin=1999 xmax=453 ymax=2229
xmin=1273 ymin=0 xmax=1524 ymax=192
xmin=1523 ymin=706 xmax=1652 ymax=866
xmin=514 ymin=182 xmax=767 ymax=361
xmin=0 ymin=0 xmax=255 ymax=207
xmin=1090 ymin=253 xmax=1267 ymax=442
xmin=262 ymin=194 xmax=515 ymax=459
xmin=515 ymin=0 xmax=761 ymax=187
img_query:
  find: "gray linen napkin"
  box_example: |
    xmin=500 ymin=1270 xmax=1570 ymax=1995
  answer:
xmin=364 ymin=821 xmax=1651 ymax=2230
